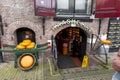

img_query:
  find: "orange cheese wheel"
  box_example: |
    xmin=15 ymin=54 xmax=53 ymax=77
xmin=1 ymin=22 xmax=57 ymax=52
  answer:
xmin=20 ymin=55 xmax=34 ymax=68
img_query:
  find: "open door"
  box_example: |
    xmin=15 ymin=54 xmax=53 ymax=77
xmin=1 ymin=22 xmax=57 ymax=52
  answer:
xmin=55 ymin=27 xmax=87 ymax=69
xmin=51 ymin=35 xmax=58 ymax=70
xmin=51 ymin=35 xmax=58 ymax=60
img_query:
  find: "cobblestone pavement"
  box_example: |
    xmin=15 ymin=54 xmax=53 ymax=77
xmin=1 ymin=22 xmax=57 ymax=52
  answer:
xmin=0 ymin=53 xmax=116 ymax=80
xmin=43 ymin=54 xmax=115 ymax=80
xmin=0 ymin=60 xmax=43 ymax=80
xmin=60 ymin=68 xmax=115 ymax=80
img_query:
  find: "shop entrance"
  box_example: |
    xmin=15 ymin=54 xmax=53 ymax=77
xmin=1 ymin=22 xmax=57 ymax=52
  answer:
xmin=55 ymin=27 xmax=87 ymax=69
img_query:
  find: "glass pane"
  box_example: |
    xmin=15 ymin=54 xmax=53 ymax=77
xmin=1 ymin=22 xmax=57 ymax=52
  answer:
xmin=57 ymin=0 xmax=69 ymax=9
xmin=75 ymin=0 xmax=86 ymax=9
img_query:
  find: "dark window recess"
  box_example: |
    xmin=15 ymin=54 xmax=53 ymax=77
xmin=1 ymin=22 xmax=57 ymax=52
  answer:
xmin=34 ymin=0 xmax=55 ymax=16
xmin=95 ymin=0 xmax=120 ymax=18
xmin=56 ymin=0 xmax=89 ymax=15
xmin=107 ymin=18 xmax=120 ymax=52
xmin=17 ymin=28 xmax=36 ymax=44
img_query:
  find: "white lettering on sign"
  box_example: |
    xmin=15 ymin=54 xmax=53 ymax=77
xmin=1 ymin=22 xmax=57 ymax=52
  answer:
xmin=51 ymin=19 xmax=92 ymax=34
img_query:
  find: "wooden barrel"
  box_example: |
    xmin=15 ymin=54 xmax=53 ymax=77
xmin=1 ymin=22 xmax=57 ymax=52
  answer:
xmin=17 ymin=53 xmax=36 ymax=70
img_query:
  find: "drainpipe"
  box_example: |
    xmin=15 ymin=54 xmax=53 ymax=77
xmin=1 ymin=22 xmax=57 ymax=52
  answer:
xmin=98 ymin=18 xmax=102 ymax=35
xmin=42 ymin=17 xmax=45 ymax=35
xmin=0 ymin=15 xmax=3 ymax=63
xmin=0 ymin=15 xmax=4 ymax=35
xmin=0 ymin=36 xmax=3 ymax=63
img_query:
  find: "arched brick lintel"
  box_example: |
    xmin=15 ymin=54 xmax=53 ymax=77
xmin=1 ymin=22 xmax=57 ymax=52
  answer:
xmin=5 ymin=21 xmax=41 ymax=44
xmin=51 ymin=20 xmax=93 ymax=38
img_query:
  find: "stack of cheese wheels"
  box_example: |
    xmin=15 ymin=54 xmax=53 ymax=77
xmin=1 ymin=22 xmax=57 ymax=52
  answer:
xmin=16 ymin=39 xmax=35 ymax=50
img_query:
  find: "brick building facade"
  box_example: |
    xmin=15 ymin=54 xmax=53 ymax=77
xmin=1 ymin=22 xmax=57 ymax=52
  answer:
xmin=0 ymin=0 xmax=113 ymax=62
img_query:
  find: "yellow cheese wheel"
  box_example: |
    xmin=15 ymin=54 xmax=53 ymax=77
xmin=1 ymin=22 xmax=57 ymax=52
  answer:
xmin=26 ymin=45 xmax=34 ymax=49
xmin=30 ymin=42 xmax=35 ymax=46
xmin=20 ymin=55 xmax=34 ymax=68
xmin=101 ymin=40 xmax=111 ymax=44
xmin=26 ymin=42 xmax=35 ymax=49
xmin=16 ymin=45 xmax=25 ymax=50
xmin=21 ymin=42 xmax=30 ymax=46
xmin=23 ymin=39 xmax=31 ymax=43
xmin=19 ymin=43 xmax=23 ymax=46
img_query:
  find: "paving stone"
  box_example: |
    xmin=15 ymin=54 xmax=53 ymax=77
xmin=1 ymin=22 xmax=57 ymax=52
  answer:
xmin=0 ymin=53 xmax=116 ymax=80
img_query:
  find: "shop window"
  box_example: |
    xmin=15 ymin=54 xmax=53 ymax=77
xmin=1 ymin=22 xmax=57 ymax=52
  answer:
xmin=57 ymin=0 xmax=69 ymax=10
xmin=75 ymin=0 xmax=86 ymax=13
xmin=34 ymin=0 xmax=92 ymax=17
xmin=56 ymin=0 xmax=92 ymax=16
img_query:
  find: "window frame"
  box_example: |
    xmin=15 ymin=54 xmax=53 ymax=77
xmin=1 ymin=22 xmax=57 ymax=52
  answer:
xmin=55 ymin=0 xmax=92 ymax=16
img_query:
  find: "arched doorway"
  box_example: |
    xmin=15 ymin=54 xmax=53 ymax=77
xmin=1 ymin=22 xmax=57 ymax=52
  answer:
xmin=55 ymin=27 xmax=87 ymax=69
xmin=16 ymin=28 xmax=36 ymax=44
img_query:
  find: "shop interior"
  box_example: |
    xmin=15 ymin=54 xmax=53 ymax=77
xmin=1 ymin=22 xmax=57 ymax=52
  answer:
xmin=55 ymin=27 xmax=87 ymax=69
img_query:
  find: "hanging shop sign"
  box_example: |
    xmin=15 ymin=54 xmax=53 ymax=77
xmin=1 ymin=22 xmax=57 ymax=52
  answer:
xmin=51 ymin=19 xmax=92 ymax=35
xmin=95 ymin=0 xmax=120 ymax=18
xmin=34 ymin=0 xmax=55 ymax=16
